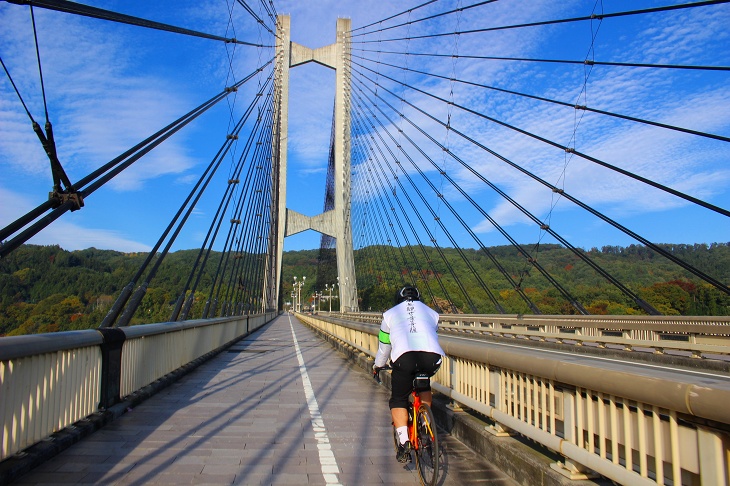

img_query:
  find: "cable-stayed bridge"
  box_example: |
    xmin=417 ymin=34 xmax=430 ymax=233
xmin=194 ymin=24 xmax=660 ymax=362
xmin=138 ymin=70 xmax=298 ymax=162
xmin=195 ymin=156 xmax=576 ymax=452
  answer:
xmin=1 ymin=1 xmax=730 ymax=484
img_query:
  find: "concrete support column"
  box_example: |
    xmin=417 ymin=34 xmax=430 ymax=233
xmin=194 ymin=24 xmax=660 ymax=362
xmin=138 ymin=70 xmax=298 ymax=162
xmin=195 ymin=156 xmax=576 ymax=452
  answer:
xmin=334 ymin=18 xmax=358 ymax=312
xmin=270 ymin=15 xmax=291 ymax=311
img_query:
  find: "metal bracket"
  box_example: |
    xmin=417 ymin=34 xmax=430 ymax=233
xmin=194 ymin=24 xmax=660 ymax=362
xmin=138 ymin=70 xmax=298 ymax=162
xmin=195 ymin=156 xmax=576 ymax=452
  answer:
xmin=550 ymin=459 xmax=598 ymax=480
xmin=49 ymin=191 xmax=84 ymax=211
xmin=485 ymin=422 xmax=514 ymax=437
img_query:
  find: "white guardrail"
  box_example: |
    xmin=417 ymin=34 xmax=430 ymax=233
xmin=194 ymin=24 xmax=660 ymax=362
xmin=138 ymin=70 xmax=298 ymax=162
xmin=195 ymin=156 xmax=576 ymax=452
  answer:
xmin=346 ymin=312 xmax=730 ymax=358
xmin=298 ymin=312 xmax=730 ymax=486
xmin=0 ymin=313 xmax=275 ymax=462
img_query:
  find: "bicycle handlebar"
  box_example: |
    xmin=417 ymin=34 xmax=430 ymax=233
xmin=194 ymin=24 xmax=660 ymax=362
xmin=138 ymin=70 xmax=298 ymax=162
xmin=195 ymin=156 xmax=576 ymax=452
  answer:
xmin=372 ymin=364 xmax=392 ymax=384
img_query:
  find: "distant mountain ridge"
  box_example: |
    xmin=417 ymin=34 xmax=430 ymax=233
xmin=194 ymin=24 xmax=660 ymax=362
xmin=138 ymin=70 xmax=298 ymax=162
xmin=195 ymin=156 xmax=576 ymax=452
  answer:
xmin=1 ymin=243 xmax=729 ymax=336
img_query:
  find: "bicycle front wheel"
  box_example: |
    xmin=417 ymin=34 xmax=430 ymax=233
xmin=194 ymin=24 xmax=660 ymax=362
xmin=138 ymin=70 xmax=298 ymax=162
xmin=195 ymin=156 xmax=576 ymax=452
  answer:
xmin=414 ymin=403 xmax=439 ymax=486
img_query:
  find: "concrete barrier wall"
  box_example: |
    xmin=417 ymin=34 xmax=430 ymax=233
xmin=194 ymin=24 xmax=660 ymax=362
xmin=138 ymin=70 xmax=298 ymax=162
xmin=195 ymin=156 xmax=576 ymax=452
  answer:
xmin=0 ymin=312 xmax=276 ymax=461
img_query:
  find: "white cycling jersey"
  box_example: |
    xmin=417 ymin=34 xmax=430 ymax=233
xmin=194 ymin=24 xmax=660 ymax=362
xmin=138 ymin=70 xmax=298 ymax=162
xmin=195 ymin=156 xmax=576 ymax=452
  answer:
xmin=374 ymin=299 xmax=444 ymax=368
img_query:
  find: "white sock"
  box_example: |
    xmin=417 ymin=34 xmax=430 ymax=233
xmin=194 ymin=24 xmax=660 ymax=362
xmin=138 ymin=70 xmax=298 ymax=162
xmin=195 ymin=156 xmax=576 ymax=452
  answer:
xmin=397 ymin=426 xmax=409 ymax=445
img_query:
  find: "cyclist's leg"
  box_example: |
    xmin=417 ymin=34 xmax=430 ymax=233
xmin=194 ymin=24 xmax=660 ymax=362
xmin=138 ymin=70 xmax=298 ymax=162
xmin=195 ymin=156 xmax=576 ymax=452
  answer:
xmin=391 ymin=407 xmax=408 ymax=428
xmin=390 ymin=352 xmax=418 ymax=415
xmin=391 ymin=353 xmax=418 ymax=444
xmin=414 ymin=352 xmax=442 ymax=407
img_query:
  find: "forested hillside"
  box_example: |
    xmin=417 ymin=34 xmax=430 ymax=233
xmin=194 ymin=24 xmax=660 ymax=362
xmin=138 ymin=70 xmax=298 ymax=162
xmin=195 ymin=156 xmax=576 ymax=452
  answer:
xmin=350 ymin=243 xmax=730 ymax=315
xmin=1 ymin=243 xmax=729 ymax=336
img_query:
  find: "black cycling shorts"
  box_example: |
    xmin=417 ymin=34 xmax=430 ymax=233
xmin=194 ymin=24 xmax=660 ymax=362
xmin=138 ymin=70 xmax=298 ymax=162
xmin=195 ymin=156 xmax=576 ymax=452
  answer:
xmin=389 ymin=351 xmax=442 ymax=409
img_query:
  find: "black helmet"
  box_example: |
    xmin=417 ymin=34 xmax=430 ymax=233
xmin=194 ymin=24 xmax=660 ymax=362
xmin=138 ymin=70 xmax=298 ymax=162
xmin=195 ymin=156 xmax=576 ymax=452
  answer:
xmin=396 ymin=285 xmax=421 ymax=304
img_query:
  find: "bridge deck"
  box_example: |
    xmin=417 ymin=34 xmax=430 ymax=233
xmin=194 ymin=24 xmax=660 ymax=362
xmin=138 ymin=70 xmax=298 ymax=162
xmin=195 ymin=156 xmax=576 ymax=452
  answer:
xmin=14 ymin=315 xmax=515 ymax=485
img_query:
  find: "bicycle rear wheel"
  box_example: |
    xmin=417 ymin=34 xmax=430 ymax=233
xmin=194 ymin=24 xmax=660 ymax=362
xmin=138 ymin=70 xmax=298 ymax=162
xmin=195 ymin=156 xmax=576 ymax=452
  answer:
xmin=414 ymin=403 xmax=439 ymax=486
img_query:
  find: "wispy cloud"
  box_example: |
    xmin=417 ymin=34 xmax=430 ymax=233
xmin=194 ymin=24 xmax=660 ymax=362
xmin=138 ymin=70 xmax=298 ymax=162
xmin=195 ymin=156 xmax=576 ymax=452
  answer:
xmin=0 ymin=186 xmax=151 ymax=252
xmin=349 ymin=1 xmax=730 ymax=248
xmin=0 ymin=5 xmax=201 ymax=190
xmin=1 ymin=1 xmax=728 ymax=255
xmin=0 ymin=2 xmax=272 ymax=250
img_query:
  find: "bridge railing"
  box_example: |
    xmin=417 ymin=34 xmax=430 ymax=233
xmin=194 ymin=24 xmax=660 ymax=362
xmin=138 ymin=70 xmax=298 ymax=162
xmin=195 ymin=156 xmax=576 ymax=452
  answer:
xmin=0 ymin=313 xmax=275 ymax=462
xmin=298 ymin=312 xmax=730 ymax=486
xmin=342 ymin=312 xmax=730 ymax=358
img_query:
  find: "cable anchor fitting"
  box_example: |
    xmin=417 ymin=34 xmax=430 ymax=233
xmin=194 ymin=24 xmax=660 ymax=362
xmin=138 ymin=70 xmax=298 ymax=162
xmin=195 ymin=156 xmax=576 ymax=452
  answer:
xmin=50 ymin=190 xmax=85 ymax=211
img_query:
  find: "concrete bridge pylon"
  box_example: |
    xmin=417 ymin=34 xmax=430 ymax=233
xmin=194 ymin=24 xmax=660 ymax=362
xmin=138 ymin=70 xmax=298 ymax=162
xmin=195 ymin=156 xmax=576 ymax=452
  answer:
xmin=267 ymin=15 xmax=358 ymax=312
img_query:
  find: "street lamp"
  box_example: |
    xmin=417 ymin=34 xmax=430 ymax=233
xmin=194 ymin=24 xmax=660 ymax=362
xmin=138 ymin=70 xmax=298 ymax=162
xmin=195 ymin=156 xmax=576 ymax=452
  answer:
xmin=294 ymin=276 xmax=306 ymax=313
xmin=337 ymin=277 xmax=341 ymax=313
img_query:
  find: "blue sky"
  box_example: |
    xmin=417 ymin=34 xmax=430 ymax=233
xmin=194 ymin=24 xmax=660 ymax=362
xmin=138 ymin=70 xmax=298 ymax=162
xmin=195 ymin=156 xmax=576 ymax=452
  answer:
xmin=1 ymin=1 xmax=729 ymax=255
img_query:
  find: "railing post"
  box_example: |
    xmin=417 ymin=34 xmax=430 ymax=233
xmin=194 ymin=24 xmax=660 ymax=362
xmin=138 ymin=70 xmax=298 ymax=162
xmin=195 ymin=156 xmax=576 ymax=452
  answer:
xmin=698 ymin=425 xmax=729 ymax=485
xmin=551 ymin=387 xmax=597 ymax=479
xmin=97 ymin=328 xmax=126 ymax=410
xmin=486 ymin=368 xmax=513 ymax=437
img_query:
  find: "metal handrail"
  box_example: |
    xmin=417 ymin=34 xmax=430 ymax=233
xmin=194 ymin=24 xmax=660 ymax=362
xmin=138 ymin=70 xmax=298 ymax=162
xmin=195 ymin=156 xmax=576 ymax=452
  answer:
xmin=342 ymin=311 xmax=730 ymax=331
xmin=337 ymin=311 xmax=730 ymax=358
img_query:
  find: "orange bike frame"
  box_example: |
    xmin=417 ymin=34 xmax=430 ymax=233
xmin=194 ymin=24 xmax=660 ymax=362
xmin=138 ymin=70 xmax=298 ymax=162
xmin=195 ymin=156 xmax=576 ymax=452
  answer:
xmin=409 ymin=390 xmax=421 ymax=448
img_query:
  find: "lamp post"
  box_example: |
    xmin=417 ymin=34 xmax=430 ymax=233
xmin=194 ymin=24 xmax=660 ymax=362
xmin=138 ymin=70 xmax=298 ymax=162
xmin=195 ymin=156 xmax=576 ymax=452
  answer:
xmin=294 ymin=276 xmax=306 ymax=313
xmin=327 ymin=284 xmax=333 ymax=313
xmin=293 ymin=277 xmax=297 ymax=312
xmin=300 ymin=276 xmax=306 ymax=312
xmin=337 ymin=277 xmax=341 ymax=313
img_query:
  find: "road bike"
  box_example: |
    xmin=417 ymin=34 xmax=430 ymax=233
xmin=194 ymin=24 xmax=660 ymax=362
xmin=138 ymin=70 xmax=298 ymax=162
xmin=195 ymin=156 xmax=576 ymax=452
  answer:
xmin=374 ymin=367 xmax=440 ymax=486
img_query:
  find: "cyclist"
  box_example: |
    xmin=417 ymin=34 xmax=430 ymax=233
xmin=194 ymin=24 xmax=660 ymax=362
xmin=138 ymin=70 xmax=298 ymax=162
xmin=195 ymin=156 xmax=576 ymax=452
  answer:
xmin=373 ymin=284 xmax=444 ymax=463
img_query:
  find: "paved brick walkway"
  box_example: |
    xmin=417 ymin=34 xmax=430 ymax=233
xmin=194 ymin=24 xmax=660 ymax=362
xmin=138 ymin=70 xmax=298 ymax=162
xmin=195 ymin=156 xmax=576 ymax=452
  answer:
xmin=13 ymin=315 xmax=515 ymax=485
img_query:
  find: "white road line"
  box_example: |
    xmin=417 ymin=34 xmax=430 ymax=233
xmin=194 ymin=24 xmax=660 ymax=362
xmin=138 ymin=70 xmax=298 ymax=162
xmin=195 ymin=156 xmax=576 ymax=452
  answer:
xmin=288 ymin=315 xmax=343 ymax=485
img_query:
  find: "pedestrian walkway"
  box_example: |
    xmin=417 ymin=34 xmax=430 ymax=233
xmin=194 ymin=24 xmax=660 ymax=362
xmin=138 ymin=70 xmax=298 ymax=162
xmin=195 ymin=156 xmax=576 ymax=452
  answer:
xmin=13 ymin=315 xmax=515 ymax=485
